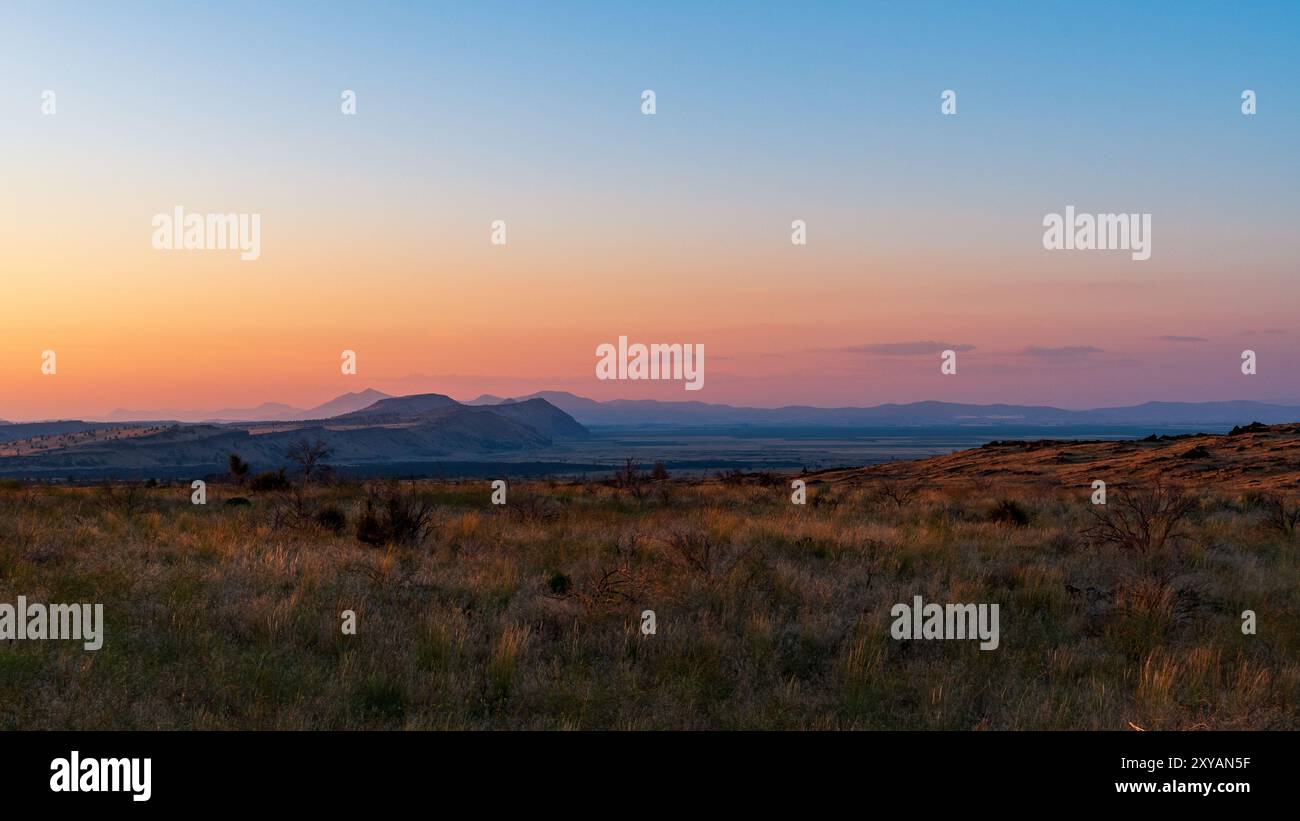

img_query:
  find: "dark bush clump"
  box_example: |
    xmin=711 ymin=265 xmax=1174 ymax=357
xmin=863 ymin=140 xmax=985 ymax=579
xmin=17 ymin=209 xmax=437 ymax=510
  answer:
xmin=987 ymin=499 xmax=1031 ymax=526
xmin=356 ymin=482 xmax=435 ymax=548
xmin=547 ymin=571 xmax=572 ymax=596
xmin=250 ymin=469 xmax=291 ymax=492
xmin=315 ymin=504 xmax=348 ymax=535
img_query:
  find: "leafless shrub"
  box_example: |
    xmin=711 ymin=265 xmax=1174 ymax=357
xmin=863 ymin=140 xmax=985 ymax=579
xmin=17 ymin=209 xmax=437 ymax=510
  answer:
xmin=614 ymin=458 xmax=648 ymax=500
xmin=509 ymin=491 xmax=563 ymax=523
xmin=660 ymin=529 xmax=717 ymax=577
xmin=97 ymin=481 xmax=145 ymax=518
xmin=1257 ymin=492 xmax=1300 ymax=540
xmin=1081 ymin=481 xmax=1198 ymax=554
xmin=285 ymin=437 xmax=333 ymax=484
xmin=261 ymin=440 xmax=338 ymax=530
xmin=612 ymin=529 xmax=641 ymax=558
xmin=874 ymin=476 xmax=921 ymax=507
xmin=572 ymin=564 xmax=645 ymax=613
xmin=356 ymin=482 xmax=436 ymax=548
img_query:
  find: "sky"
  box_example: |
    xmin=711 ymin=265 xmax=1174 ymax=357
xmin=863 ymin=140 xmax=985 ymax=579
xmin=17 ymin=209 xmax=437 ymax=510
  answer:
xmin=2 ymin=1 xmax=1298 ymax=420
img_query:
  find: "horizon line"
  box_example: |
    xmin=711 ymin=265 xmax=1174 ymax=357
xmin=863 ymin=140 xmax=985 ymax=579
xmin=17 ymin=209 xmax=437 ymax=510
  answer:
xmin=6 ymin=391 xmax=1300 ymax=425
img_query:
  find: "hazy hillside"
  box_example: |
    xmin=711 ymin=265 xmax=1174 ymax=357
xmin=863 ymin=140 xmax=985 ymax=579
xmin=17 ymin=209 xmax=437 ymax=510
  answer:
xmin=480 ymin=398 xmax=590 ymax=439
xmin=101 ymin=388 xmax=394 ymax=423
xmin=105 ymin=402 xmax=297 ymax=423
xmin=331 ymin=394 xmax=587 ymax=440
xmin=0 ymin=394 xmax=586 ymax=478
xmin=331 ymin=392 xmax=462 ymax=423
xmin=301 ymin=389 xmax=392 ymax=418
xmin=0 ymin=420 xmax=140 ymax=444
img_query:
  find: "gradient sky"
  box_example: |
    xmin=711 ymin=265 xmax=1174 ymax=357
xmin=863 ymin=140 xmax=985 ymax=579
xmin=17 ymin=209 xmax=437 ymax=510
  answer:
xmin=2 ymin=1 xmax=1298 ymax=420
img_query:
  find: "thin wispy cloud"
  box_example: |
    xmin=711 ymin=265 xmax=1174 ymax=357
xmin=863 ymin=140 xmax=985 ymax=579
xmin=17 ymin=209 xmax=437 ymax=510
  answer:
xmin=1153 ymin=335 xmax=1208 ymax=343
xmin=1017 ymin=346 xmax=1104 ymax=359
xmin=830 ymin=341 xmax=977 ymax=356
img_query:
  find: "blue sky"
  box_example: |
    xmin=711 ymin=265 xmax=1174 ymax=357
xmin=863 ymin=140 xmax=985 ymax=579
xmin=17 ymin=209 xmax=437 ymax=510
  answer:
xmin=2 ymin=2 xmax=1299 ymax=416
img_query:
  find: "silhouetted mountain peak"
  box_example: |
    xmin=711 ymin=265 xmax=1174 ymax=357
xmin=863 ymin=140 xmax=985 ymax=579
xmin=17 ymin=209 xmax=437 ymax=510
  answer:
xmin=306 ymin=388 xmax=392 ymax=418
xmin=500 ymin=391 xmax=603 ymax=410
xmin=333 ymin=392 xmax=461 ymax=422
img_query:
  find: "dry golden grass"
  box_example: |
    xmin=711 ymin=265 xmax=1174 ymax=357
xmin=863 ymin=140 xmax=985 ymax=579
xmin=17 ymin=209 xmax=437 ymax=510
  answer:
xmin=0 ymin=463 xmax=1296 ymax=729
xmin=815 ymin=422 xmax=1300 ymax=492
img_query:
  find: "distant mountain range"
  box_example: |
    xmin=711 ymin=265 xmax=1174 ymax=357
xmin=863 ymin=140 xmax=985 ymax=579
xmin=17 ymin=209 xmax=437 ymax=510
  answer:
xmin=6 ymin=387 xmax=1300 ymax=437
xmin=3 ymin=388 xmax=1299 ymax=480
xmin=471 ymin=391 xmax=1300 ymax=428
xmin=101 ymin=389 xmax=393 ymax=423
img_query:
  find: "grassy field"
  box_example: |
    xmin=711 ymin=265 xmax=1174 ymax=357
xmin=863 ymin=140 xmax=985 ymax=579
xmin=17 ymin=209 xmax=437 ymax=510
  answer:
xmin=0 ymin=472 xmax=1296 ymax=730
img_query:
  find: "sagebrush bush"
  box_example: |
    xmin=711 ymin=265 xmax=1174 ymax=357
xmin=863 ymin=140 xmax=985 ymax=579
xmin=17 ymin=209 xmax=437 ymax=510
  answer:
xmin=250 ymin=469 xmax=291 ymax=493
xmin=314 ymin=504 xmax=347 ymax=535
xmin=355 ymin=482 xmax=435 ymax=547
